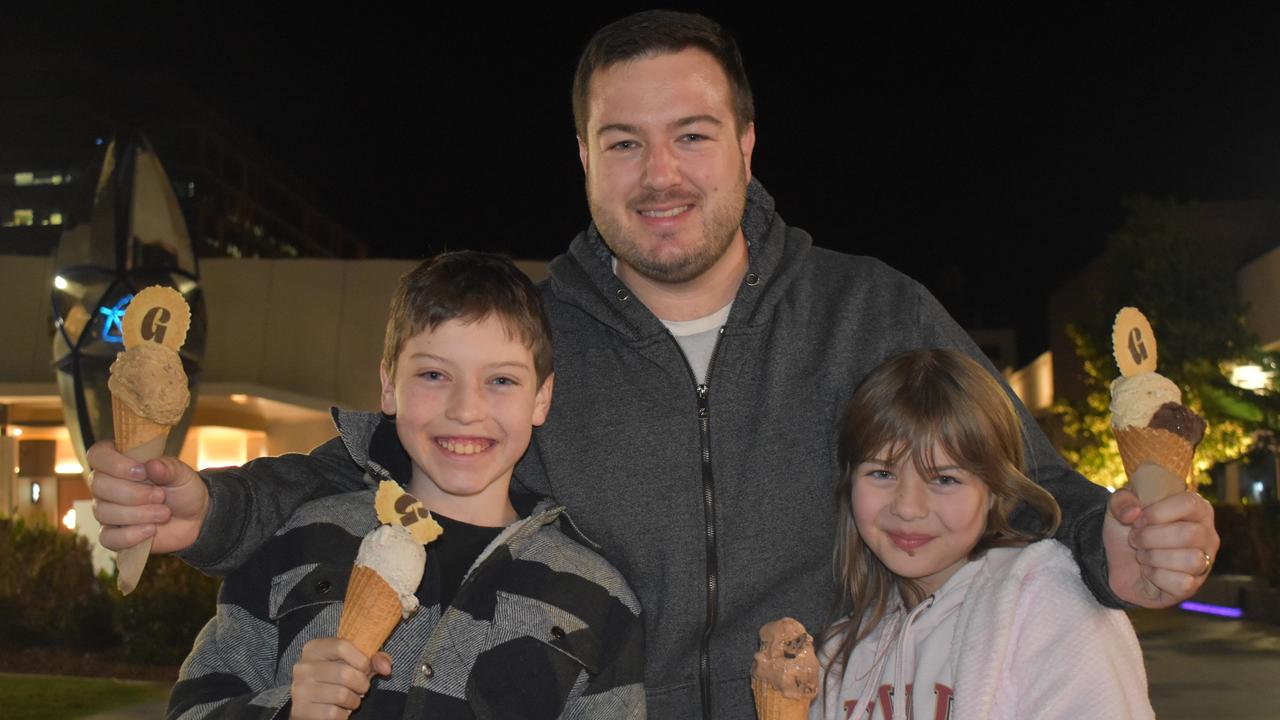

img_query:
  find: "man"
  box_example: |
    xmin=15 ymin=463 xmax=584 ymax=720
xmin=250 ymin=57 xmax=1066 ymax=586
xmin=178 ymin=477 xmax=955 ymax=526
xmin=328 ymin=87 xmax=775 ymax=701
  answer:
xmin=92 ymin=11 xmax=1218 ymax=719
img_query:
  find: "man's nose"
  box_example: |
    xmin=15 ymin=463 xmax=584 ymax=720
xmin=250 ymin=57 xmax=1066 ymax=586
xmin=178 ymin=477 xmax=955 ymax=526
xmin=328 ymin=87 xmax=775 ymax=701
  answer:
xmin=641 ymin=144 xmax=680 ymax=191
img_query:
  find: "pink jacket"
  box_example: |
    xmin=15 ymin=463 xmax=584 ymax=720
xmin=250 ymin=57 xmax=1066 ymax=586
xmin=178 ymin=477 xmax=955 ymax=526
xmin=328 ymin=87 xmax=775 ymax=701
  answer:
xmin=816 ymin=541 xmax=1154 ymax=719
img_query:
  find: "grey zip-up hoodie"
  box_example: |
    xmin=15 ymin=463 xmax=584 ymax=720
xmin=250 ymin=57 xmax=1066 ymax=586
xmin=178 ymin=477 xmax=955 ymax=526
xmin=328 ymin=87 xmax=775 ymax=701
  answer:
xmin=185 ymin=180 xmax=1113 ymax=720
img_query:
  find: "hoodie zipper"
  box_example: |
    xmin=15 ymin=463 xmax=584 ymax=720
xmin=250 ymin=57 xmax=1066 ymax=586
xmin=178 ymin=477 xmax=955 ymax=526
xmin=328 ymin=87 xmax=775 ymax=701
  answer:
xmin=670 ymin=328 xmax=727 ymax=720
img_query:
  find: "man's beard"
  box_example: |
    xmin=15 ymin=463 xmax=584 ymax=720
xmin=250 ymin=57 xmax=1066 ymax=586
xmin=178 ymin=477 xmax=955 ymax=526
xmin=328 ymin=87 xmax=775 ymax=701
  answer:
xmin=589 ymin=171 xmax=747 ymax=285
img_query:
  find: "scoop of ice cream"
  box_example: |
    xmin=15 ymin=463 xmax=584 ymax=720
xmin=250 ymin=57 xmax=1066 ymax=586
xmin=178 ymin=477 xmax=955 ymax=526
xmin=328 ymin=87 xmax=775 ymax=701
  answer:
xmin=751 ymin=617 xmax=819 ymax=700
xmin=107 ymin=343 xmax=190 ymax=425
xmin=1110 ymin=372 xmax=1182 ymax=429
xmin=1148 ymin=401 xmax=1207 ymax=446
xmin=354 ymin=524 xmax=426 ymax=617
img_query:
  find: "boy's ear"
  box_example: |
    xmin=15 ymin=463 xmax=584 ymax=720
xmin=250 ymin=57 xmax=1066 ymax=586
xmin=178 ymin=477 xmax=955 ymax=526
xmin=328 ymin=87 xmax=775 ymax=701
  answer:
xmin=379 ymin=362 xmax=397 ymax=416
xmin=531 ymin=373 xmax=554 ymax=427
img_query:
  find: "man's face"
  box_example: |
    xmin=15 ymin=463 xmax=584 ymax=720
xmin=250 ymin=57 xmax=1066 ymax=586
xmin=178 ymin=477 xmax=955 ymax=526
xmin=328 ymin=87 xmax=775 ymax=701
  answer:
xmin=380 ymin=315 xmax=553 ymax=523
xmin=578 ymin=48 xmax=756 ymax=285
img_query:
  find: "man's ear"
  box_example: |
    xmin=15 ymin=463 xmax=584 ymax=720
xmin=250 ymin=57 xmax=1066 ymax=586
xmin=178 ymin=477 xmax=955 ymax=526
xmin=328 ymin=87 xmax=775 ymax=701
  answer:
xmin=379 ymin=362 xmax=397 ymax=416
xmin=739 ymin=121 xmax=757 ymax=183
xmin=532 ymin=373 xmax=555 ymax=427
xmin=577 ymin=136 xmax=589 ymax=175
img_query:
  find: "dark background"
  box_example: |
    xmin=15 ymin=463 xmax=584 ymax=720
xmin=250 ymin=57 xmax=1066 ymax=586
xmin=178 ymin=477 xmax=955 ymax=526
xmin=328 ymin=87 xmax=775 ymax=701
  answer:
xmin=9 ymin=4 xmax=1280 ymax=363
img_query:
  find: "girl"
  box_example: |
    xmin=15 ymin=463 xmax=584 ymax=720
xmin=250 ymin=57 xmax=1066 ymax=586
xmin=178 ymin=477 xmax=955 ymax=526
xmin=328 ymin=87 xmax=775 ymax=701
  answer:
xmin=813 ymin=349 xmax=1153 ymax=720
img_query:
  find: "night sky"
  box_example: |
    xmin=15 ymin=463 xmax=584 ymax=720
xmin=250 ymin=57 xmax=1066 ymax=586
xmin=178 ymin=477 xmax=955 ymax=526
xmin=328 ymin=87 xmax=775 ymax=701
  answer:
xmin=10 ymin=4 xmax=1280 ymax=363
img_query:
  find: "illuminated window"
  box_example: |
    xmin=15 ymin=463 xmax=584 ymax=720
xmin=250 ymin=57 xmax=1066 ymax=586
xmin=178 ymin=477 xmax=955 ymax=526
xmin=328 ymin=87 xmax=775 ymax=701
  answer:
xmin=196 ymin=426 xmax=267 ymax=470
xmin=12 ymin=209 xmax=34 ymax=226
xmin=14 ymin=172 xmax=33 ymax=186
xmin=49 ymin=212 xmax=63 ymax=225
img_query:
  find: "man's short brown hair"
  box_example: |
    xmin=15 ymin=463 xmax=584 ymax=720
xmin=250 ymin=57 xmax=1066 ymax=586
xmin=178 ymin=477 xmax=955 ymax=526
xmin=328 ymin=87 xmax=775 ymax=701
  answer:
xmin=571 ymin=10 xmax=755 ymax=139
xmin=382 ymin=251 xmax=553 ymax=383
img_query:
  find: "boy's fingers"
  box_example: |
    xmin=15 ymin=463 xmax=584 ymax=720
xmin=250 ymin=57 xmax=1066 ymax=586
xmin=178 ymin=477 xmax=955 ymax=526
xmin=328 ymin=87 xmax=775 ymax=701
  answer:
xmin=98 ymin=523 xmax=155 ymax=551
xmin=91 ymin=499 xmax=170 ymax=527
xmin=86 ymin=440 xmax=146 ymax=482
xmin=90 ymin=471 xmax=163 ymax=506
xmin=144 ymin=456 xmax=201 ymax=488
xmin=370 ymin=652 xmax=392 ymax=677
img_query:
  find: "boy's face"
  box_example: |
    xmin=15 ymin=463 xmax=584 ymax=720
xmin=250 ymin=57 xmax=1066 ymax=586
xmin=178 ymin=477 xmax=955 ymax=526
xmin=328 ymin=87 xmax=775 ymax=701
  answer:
xmin=380 ymin=314 xmax=553 ymax=525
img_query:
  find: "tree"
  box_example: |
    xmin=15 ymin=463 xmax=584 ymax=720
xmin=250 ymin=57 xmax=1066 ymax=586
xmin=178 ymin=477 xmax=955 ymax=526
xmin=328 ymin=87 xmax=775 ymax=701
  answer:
xmin=1052 ymin=197 xmax=1280 ymax=491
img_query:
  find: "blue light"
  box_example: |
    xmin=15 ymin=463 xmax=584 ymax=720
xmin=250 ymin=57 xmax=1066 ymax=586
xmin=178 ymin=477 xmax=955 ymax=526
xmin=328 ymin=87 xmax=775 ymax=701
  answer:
xmin=95 ymin=137 xmax=104 ymax=146
xmin=1180 ymin=601 xmax=1243 ymax=618
xmin=99 ymin=294 xmax=133 ymax=343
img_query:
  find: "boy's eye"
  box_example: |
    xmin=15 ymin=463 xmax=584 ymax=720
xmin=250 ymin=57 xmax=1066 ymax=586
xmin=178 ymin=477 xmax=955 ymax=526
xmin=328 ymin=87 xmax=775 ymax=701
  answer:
xmin=490 ymin=376 xmax=517 ymax=386
xmin=419 ymin=370 xmax=444 ymax=380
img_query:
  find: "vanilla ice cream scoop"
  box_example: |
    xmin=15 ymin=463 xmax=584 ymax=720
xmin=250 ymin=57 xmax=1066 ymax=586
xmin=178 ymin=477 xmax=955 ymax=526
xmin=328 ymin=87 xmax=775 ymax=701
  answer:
xmin=108 ymin=343 xmax=190 ymax=426
xmin=1109 ymin=372 xmax=1181 ymax=429
xmin=354 ymin=524 xmax=426 ymax=617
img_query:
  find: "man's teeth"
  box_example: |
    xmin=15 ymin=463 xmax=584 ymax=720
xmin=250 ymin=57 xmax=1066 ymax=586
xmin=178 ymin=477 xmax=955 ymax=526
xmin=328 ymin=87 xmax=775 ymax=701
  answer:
xmin=437 ymin=438 xmax=492 ymax=455
xmin=640 ymin=205 xmax=690 ymax=218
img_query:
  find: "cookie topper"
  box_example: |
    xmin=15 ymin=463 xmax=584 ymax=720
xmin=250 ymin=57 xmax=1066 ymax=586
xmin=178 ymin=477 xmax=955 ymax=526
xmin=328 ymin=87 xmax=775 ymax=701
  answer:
xmin=1112 ymin=307 xmax=1157 ymax=377
xmin=122 ymin=285 xmax=190 ymax=351
xmin=374 ymin=480 xmax=444 ymax=545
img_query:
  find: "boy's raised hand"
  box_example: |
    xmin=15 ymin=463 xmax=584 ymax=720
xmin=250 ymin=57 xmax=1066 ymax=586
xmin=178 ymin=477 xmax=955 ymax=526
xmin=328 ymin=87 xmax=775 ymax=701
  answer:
xmin=291 ymin=638 xmax=391 ymax=719
xmin=1103 ymin=487 xmax=1220 ymax=607
xmin=87 ymin=440 xmax=209 ymax=553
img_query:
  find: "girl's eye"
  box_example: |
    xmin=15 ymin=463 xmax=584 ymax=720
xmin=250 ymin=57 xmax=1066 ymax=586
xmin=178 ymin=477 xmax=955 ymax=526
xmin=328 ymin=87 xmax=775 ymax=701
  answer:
xmin=867 ymin=469 xmax=894 ymax=481
xmin=932 ymin=474 xmax=960 ymax=486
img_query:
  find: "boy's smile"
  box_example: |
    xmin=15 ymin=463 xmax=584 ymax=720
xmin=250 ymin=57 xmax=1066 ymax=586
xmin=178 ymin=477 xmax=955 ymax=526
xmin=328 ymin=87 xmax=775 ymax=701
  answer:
xmin=853 ymin=445 xmax=991 ymax=595
xmin=380 ymin=315 xmax=553 ymax=526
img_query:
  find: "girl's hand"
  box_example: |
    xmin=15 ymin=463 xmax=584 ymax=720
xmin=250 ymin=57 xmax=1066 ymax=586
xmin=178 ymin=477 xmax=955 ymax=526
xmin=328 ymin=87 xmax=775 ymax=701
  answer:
xmin=290 ymin=638 xmax=391 ymax=719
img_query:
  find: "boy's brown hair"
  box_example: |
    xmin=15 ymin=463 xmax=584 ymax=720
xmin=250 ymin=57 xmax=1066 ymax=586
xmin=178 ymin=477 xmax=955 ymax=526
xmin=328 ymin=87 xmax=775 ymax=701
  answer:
xmin=382 ymin=251 xmax=553 ymax=383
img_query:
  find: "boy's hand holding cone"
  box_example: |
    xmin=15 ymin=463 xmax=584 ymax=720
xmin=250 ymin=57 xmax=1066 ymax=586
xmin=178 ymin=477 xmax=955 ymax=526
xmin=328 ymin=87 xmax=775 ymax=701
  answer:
xmin=106 ymin=286 xmax=191 ymax=594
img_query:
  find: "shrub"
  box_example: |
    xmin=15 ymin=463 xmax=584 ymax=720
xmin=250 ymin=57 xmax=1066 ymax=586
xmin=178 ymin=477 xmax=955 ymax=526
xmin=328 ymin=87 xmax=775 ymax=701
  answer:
xmin=115 ymin=554 xmax=220 ymax=665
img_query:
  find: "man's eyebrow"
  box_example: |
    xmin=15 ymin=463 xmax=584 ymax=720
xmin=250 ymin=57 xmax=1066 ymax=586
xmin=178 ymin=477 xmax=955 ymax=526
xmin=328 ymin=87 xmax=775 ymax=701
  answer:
xmin=596 ymin=122 xmax=639 ymax=136
xmin=672 ymin=114 xmax=723 ymax=129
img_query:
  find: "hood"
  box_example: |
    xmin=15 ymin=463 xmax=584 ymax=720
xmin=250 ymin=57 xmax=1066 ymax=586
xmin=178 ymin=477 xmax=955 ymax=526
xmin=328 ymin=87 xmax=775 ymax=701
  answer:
xmin=547 ymin=179 xmax=813 ymax=339
xmin=842 ymin=556 xmax=984 ymax=720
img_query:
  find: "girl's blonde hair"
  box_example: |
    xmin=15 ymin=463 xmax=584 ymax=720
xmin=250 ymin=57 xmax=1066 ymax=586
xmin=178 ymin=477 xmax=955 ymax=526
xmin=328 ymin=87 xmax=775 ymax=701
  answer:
xmin=820 ymin=349 xmax=1061 ymax=696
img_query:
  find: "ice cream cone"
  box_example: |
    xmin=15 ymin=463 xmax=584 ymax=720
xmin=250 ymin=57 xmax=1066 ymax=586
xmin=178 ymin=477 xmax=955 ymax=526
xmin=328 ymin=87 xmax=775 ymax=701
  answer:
xmin=337 ymin=564 xmax=404 ymax=658
xmin=753 ymin=676 xmax=812 ymax=720
xmin=111 ymin=395 xmax=172 ymax=595
xmin=1114 ymin=426 xmax=1193 ymax=484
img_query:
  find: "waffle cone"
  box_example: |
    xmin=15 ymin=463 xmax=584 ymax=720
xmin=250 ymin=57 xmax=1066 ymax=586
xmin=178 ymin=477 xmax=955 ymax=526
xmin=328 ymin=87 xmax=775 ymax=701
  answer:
xmin=337 ymin=565 xmax=403 ymax=657
xmin=1114 ymin=426 xmax=1193 ymax=482
xmin=110 ymin=395 xmax=172 ymax=595
xmin=752 ymin=677 xmax=814 ymax=720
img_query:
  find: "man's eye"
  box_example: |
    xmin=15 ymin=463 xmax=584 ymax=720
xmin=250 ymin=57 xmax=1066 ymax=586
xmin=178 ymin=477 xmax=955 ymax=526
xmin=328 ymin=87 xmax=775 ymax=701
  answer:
xmin=609 ymin=140 xmax=637 ymax=151
xmin=680 ymin=133 xmax=707 ymax=142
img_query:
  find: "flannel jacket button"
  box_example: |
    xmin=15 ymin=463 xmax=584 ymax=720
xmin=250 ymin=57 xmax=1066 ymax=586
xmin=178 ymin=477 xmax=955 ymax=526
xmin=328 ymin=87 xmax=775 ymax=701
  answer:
xmin=616 ymin=288 xmax=630 ymax=301
xmin=314 ymin=580 xmax=331 ymax=595
xmin=421 ymin=662 xmax=434 ymax=677
xmin=551 ymin=626 xmax=566 ymax=640
xmin=745 ymin=272 xmax=761 ymax=286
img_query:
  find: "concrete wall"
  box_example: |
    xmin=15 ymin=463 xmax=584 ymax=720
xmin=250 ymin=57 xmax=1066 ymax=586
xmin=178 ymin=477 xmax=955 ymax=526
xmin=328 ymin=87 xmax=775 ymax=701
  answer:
xmin=0 ymin=255 xmax=56 ymax=386
xmin=1239 ymin=245 xmax=1280 ymax=351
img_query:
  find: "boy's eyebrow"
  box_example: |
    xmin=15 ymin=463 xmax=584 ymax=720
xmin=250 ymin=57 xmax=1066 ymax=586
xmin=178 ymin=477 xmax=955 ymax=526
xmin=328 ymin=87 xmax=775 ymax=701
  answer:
xmin=404 ymin=353 xmax=532 ymax=371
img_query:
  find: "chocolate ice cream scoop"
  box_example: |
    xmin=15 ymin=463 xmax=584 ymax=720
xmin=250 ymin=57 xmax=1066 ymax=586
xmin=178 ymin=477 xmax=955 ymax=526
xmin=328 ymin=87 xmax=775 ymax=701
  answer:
xmin=1148 ymin=402 xmax=1207 ymax=446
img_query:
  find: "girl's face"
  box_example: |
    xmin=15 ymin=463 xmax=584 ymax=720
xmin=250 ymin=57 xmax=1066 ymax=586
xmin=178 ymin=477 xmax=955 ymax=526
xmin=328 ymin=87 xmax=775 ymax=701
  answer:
xmin=852 ymin=443 xmax=992 ymax=596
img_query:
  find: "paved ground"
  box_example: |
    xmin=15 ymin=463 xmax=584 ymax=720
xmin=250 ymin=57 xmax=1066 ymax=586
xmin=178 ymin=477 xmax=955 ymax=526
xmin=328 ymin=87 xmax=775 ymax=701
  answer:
xmin=1131 ymin=608 xmax=1280 ymax=719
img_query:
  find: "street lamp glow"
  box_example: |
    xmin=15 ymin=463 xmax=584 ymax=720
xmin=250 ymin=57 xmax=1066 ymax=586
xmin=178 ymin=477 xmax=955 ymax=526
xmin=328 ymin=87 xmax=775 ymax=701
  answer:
xmin=1229 ymin=363 xmax=1273 ymax=391
xmin=63 ymin=508 xmax=76 ymax=530
xmin=53 ymin=275 xmax=68 ymax=290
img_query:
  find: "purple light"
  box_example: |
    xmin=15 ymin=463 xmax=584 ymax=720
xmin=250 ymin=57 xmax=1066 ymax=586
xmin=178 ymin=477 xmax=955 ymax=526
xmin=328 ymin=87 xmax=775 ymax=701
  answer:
xmin=1180 ymin=601 xmax=1243 ymax=618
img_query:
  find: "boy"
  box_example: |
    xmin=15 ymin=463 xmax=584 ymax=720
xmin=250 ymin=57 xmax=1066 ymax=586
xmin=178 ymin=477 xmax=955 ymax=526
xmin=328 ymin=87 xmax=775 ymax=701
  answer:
xmin=137 ymin=252 xmax=644 ymax=718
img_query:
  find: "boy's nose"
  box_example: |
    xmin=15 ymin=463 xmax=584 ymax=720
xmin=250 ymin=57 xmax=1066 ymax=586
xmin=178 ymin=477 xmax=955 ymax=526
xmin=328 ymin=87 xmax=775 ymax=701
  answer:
xmin=446 ymin=384 xmax=486 ymax=424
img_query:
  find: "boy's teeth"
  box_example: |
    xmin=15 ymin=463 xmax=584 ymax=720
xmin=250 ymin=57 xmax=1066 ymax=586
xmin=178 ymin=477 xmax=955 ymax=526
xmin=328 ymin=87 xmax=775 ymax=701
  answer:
xmin=438 ymin=438 xmax=491 ymax=455
xmin=640 ymin=205 xmax=689 ymax=218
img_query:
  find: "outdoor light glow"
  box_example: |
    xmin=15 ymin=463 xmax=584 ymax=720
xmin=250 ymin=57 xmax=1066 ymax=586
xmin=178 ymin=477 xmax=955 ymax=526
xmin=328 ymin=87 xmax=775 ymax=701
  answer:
xmin=63 ymin=508 xmax=76 ymax=530
xmin=53 ymin=276 xmax=68 ymax=290
xmin=229 ymin=393 xmax=249 ymax=404
xmin=99 ymin=294 xmax=133 ymax=343
xmin=1229 ymin=363 xmax=1273 ymax=391
xmin=1180 ymin=601 xmax=1243 ymax=619
xmin=30 ymin=482 xmax=40 ymax=503
xmin=10 ymin=428 xmax=22 ymax=437
xmin=55 ymin=460 xmax=83 ymax=474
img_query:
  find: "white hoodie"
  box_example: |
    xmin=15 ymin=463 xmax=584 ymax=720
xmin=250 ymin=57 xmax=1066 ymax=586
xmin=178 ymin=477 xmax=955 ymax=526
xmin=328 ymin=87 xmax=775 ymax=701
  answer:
xmin=812 ymin=541 xmax=1154 ymax=720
